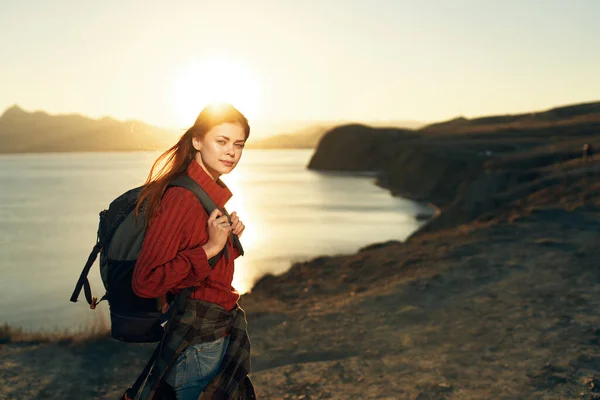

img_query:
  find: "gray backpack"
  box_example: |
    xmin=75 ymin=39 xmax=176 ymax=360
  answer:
xmin=70 ymin=174 xmax=243 ymax=343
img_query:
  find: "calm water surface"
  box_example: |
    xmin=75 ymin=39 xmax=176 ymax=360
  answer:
xmin=0 ymin=149 xmax=429 ymax=332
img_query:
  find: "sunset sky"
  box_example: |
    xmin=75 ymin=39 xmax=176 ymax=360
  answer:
xmin=1 ymin=0 xmax=599 ymax=134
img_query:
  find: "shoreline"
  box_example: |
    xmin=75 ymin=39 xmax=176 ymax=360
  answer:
xmin=1 ymin=203 xmax=426 ymax=337
xmin=1 ymin=163 xmax=427 ymax=335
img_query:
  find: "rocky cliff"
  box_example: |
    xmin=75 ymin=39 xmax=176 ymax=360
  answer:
xmin=308 ymin=101 xmax=600 ymax=231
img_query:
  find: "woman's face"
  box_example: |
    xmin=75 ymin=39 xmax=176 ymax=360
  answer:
xmin=192 ymin=122 xmax=246 ymax=180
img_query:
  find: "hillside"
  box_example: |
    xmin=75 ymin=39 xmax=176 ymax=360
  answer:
xmin=0 ymin=105 xmax=176 ymax=153
xmin=420 ymin=101 xmax=600 ymax=134
xmin=309 ymin=100 xmax=600 ymax=209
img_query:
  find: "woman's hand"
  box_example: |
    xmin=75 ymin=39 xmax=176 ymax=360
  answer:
xmin=230 ymin=211 xmax=245 ymax=238
xmin=202 ymin=209 xmax=232 ymax=258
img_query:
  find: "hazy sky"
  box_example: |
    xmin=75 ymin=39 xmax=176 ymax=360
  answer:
xmin=1 ymin=0 xmax=599 ymax=130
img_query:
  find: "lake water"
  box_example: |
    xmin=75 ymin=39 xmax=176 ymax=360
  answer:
xmin=0 ymin=149 xmax=429 ymax=332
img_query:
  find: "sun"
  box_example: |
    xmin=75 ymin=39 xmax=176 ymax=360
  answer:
xmin=171 ymin=57 xmax=261 ymax=128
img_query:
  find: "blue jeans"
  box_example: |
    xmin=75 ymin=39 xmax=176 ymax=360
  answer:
xmin=164 ymin=336 xmax=230 ymax=400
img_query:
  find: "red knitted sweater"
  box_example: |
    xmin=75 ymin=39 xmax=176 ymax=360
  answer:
xmin=132 ymin=160 xmax=241 ymax=311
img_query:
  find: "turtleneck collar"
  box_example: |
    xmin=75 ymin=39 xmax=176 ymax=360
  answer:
xmin=186 ymin=160 xmax=233 ymax=209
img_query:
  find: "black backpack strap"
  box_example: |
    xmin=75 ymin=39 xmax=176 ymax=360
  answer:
xmin=69 ymin=243 xmax=102 ymax=304
xmin=222 ymin=207 xmax=244 ymax=257
xmin=168 ymin=174 xmax=244 ymax=257
xmin=121 ymin=341 xmax=161 ymax=400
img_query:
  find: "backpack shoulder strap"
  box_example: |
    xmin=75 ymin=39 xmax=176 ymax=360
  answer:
xmin=168 ymin=174 xmax=244 ymax=256
xmin=169 ymin=174 xmax=217 ymax=215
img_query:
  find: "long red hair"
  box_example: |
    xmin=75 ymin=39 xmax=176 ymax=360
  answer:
xmin=135 ymin=103 xmax=250 ymax=227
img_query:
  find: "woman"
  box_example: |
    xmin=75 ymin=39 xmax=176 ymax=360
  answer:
xmin=131 ymin=103 xmax=255 ymax=400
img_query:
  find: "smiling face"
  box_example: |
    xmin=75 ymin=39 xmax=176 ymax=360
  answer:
xmin=191 ymin=122 xmax=246 ymax=180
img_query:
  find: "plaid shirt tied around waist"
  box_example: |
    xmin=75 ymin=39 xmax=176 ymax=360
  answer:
xmin=136 ymin=300 xmax=255 ymax=400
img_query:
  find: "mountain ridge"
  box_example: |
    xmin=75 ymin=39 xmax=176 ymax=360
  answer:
xmin=0 ymin=105 xmax=177 ymax=153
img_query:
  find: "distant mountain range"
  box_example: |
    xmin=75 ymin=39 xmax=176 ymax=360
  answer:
xmin=0 ymin=105 xmax=178 ymax=153
xmin=0 ymin=105 xmax=425 ymax=153
xmin=247 ymin=120 xmax=424 ymax=149
xmin=5 ymin=100 xmax=599 ymax=154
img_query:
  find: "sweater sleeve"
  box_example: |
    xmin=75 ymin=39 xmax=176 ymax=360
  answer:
xmin=132 ymin=188 xmax=212 ymax=298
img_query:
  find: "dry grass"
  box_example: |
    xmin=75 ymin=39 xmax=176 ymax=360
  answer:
xmin=420 ymin=104 xmax=600 ymax=135
xmin=0 ymin=315 xmax=110 ymax=345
